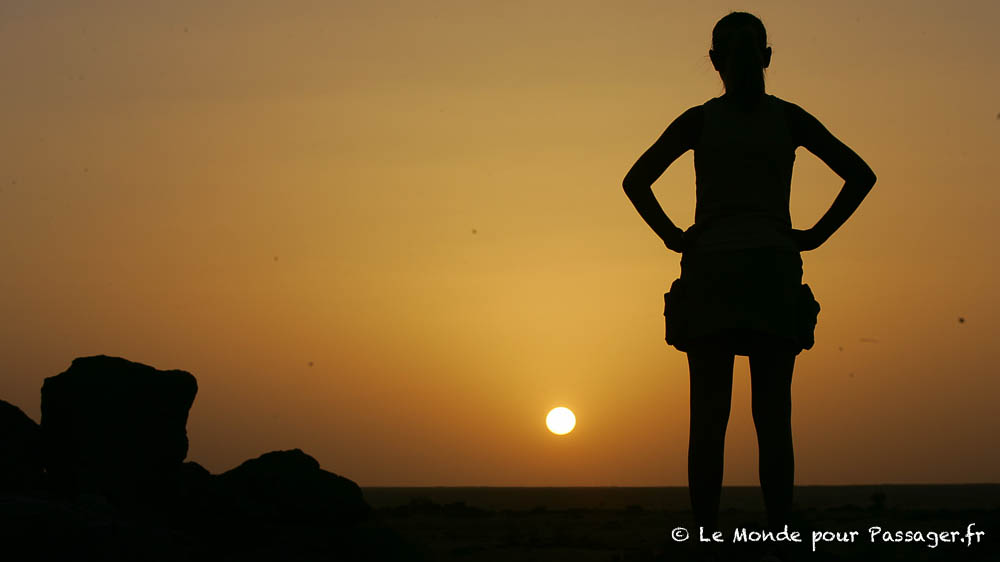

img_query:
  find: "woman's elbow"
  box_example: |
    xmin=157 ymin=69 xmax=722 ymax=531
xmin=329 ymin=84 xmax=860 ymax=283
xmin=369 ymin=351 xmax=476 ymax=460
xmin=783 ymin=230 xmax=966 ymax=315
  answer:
xmin=622 ymin=176 xmax=650 ymax=198
xmin=853 ymin=163 xmax=876 ymax=190
xmin=862 ymin=167 xmax=877 ymax=189
xmin=622 ymin=178 xmax=639 ymax=195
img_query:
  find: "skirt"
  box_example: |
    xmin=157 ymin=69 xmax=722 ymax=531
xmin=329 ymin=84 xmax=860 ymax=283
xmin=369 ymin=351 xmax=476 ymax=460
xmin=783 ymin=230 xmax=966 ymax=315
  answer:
xmin=663 ymin=246 xmax=820 ymax=356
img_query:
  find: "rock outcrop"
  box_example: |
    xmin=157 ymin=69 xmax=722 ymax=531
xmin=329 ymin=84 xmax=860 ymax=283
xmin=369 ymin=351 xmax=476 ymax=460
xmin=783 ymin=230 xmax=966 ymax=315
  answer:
xmin=0 ymin=400 xmax=43 ymax=492
xmin=216 ymin=448 xmax=370 ymax=526
xmin=0 ymin=355 xmax=421 ymax=561
xmin=40 ymin=355 xmax=198 ymax=504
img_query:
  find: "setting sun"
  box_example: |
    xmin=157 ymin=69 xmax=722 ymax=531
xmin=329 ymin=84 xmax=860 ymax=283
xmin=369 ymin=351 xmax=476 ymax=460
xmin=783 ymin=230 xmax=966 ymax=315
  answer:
xmin=546 ymin=407 xmax=576 ymax=435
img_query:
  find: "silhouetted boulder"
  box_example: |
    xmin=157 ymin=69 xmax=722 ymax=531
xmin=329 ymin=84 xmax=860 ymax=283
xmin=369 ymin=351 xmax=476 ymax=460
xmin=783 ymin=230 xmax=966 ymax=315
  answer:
xmin=216 ymin=449 xmax=370 ymax=527
xmin=40 ymin=355 xmax=198 ymax=505
xmin=0 ymin=400 xmax=43 ymax=492
xmin=177 ymin=461 xmax=213 ymax=496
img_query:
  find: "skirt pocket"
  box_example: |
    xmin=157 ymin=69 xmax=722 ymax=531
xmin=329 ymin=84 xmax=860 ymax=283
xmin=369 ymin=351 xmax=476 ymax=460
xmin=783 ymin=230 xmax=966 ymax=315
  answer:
xmin=795 ymin=283 xmax=821 ymax=351
xmin=664 ymin=277 xmax=690 ymax=352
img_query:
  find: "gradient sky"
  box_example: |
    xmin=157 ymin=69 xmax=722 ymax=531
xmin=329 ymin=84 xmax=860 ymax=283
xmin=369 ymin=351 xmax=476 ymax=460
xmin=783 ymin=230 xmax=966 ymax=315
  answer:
xmin=1 ymin=0 xmax=998 ymax=486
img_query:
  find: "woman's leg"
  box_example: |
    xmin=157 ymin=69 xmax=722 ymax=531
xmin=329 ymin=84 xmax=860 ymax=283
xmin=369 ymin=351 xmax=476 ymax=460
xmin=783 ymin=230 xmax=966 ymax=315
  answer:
xmin=687 ymin=344 xmax=735 ymax=533
xmin=748 ymin=345 xmax=796 ymax=530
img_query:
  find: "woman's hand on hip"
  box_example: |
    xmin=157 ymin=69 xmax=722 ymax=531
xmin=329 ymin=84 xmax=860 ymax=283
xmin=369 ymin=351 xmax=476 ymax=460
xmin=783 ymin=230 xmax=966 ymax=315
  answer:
xmin=662 ymin=225 xmax=686 ymax=253
xmin=664 ymin=224 xmax=704 ymax=254
xmin=789 ymin=228 xmax=824 ymax=252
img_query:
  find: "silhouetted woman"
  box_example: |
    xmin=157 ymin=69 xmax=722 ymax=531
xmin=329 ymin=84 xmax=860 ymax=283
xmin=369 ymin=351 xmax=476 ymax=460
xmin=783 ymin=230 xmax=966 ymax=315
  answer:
xmin=622 ymin=11 xmax=876 ymax=543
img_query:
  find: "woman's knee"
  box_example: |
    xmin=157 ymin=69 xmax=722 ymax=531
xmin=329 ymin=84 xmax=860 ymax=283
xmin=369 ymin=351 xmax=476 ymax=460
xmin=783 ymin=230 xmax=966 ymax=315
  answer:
xmin=692 ymin=405 xmax=732 ymax=436
xmin=751 ymin=401 xmax=791 ymax=431
xmin=751 ymin=389 xmax=792 ymax=441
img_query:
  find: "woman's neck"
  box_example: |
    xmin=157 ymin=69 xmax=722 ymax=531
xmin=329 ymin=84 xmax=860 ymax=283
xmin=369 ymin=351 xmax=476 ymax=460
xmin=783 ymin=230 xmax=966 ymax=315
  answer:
xmin=722 ymin=90 xmax=766 ymax=111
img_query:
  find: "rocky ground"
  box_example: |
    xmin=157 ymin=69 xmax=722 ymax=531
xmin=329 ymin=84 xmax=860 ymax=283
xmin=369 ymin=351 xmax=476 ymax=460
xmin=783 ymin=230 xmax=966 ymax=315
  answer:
xmin=0 ymin=355 xmax=424 ymax=561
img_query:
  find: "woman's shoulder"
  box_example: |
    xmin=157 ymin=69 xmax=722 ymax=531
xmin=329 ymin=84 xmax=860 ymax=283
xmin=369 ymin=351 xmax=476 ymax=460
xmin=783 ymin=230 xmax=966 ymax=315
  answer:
xmin=668 ymin=104 xmax=706 ymax=147
xmin=699 ymin=96 xmax=723 ymax=110
xmin=682 ymin=100 xmax=712 ymax=118
xmin=769 ymin=95 xmax=811 ymax=148
xmin=769 ymin=94 xmax=806 ymax=115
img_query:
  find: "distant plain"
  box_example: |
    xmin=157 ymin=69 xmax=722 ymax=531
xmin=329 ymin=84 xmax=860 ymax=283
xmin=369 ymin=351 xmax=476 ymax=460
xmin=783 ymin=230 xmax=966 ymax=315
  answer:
xmin=365 ymin=485 xmax=1000 ymax=561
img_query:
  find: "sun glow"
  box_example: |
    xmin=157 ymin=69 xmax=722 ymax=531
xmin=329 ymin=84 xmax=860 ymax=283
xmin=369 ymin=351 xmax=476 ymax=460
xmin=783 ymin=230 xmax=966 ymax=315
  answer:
xmin=546 ymin=407 xmax=576 ymax=435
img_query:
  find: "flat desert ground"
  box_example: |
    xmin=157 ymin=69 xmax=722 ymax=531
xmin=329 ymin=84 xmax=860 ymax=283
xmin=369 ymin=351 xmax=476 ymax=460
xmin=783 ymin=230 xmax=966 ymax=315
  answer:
xmin=363 ymin=485 xmax=1000 ymax=561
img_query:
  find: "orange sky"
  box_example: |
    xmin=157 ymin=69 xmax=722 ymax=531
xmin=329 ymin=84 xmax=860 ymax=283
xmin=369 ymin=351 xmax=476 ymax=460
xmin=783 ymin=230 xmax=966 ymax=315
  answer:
xmin=1 ymin=0 xmax=998 ymax=486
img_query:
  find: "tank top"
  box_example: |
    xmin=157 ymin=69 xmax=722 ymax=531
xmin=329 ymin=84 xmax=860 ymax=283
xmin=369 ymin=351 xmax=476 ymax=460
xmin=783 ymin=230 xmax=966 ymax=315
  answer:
xmin=689 ymin=93 xmax=797 ymax=254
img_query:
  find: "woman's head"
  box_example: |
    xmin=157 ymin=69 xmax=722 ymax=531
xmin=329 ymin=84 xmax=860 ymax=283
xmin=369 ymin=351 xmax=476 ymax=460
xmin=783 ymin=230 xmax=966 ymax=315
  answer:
xmin=709 ymin=12 xmax=771 ymax=99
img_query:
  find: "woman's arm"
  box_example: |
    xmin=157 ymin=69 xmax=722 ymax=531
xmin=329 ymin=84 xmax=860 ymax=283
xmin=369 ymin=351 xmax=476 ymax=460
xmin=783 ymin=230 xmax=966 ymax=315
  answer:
xmin=622 ymin=106 xmax=702 ymax=253
xmin=786 ymin=102 xmax=877 ymax=251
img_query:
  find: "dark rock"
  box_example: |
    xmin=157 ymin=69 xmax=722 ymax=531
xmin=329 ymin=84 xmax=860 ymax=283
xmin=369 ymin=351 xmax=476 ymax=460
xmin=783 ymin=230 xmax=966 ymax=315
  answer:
xmin=40 ymin=355 xmax=198 ymax=505
xmin=0 ymin=400 xmax=43 ymax=492
xmin=193 ymin=450 xmax=390 ymax=561
xmin=177 ymin=461 xmax=213 ymax=495
xmin=216 ymin=449 xmax=370 ymax=528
